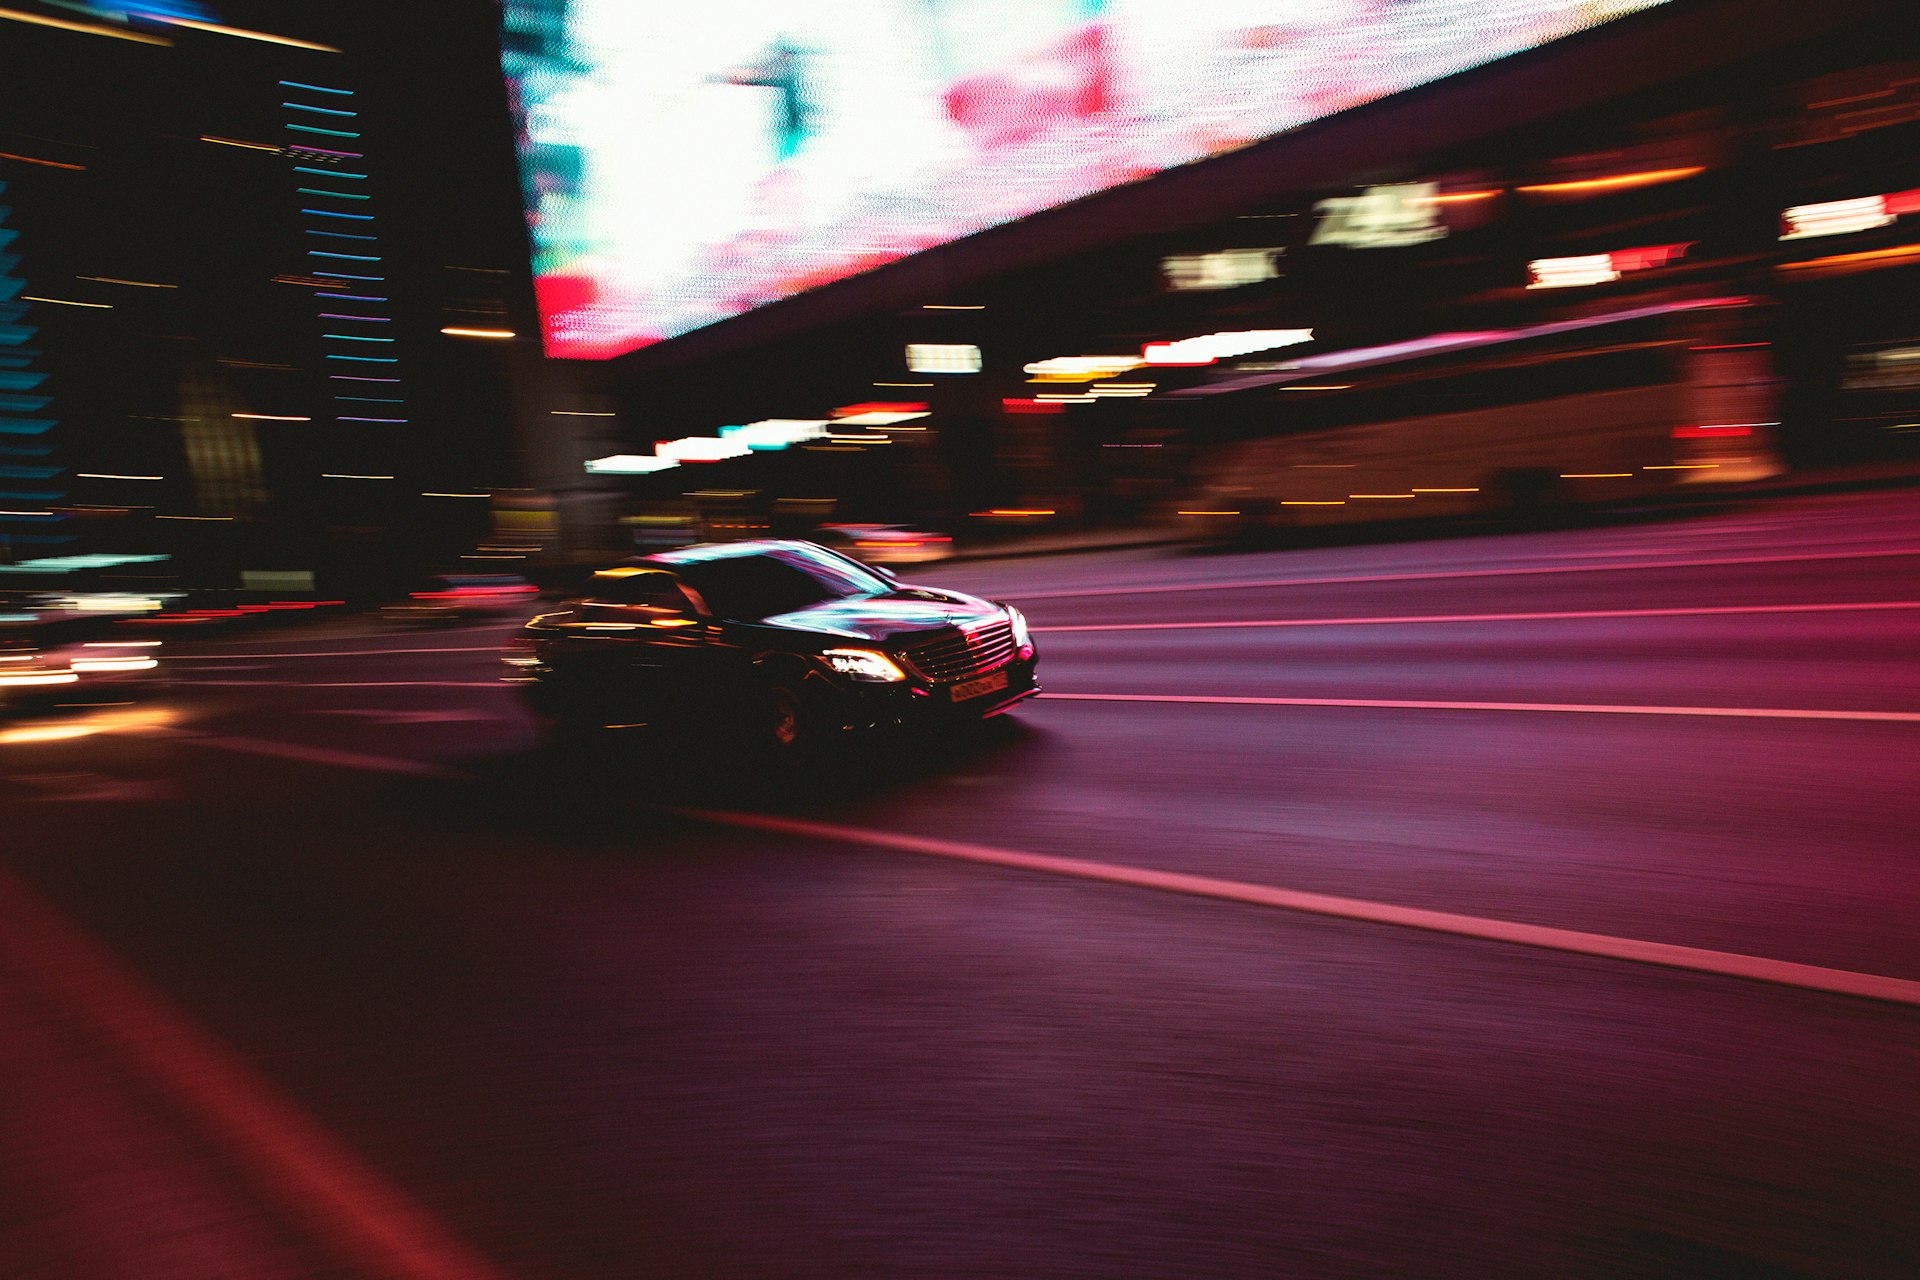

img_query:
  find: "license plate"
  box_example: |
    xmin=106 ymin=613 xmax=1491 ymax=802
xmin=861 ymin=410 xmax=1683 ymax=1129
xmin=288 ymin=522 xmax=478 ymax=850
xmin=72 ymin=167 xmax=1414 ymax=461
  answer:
xmin=950 ymin=669 xmax=1009 ymax=702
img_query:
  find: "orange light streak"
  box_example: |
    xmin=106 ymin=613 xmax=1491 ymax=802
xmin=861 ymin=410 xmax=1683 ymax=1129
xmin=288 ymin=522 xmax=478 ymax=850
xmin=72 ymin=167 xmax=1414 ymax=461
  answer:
xmin=1517 ymin=166 xmax=1704 ymax=196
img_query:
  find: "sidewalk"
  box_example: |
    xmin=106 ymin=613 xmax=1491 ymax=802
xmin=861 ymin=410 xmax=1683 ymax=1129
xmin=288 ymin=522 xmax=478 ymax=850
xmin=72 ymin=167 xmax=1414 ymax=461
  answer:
xmin=937 ymin=457 xmax=1920 ymax=564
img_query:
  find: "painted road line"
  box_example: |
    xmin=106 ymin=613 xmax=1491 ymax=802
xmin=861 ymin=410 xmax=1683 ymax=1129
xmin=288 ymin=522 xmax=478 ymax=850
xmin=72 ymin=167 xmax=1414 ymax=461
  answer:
xmin=172 ymin=680 xmax=507 ymax=689
xmin=1008 ymin=545 xmax=1920 ymax=601
xmin=179 ymin=622 xmax=525 ymax=650
xmin=196 ymin=735 xmax=466 ymax=778
xmin=1038 ymin=692 xmax=1920 ymax=723
xmin=1035 ymin=599 xmax=1920 ymax=632
xmin=173 ymin=734 xmax=1920 ymax=1008
xmin=167 ymin=646 xmax=504 ymax=661
xmin=0 ymin=863 xmax=509 ymax=1280
xmin=663 ymin=807 xmax=1920 ymax=1010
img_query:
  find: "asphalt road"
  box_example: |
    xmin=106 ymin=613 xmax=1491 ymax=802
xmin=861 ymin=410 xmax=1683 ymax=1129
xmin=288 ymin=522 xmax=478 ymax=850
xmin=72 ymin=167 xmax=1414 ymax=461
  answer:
xmin=3 ymin=490 xmax=1919 ymax=1280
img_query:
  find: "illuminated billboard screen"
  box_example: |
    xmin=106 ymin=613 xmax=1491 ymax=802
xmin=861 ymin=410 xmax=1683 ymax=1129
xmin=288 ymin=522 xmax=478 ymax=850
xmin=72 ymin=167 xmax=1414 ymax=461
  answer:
xmin=501 ymin=0 xmax=1668 ymax=359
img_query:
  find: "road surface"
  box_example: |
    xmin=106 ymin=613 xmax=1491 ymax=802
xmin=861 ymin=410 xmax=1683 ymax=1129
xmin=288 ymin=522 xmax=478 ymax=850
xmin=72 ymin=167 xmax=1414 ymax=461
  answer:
xmin=3 ymin=489 xmax=1918 ymax=1279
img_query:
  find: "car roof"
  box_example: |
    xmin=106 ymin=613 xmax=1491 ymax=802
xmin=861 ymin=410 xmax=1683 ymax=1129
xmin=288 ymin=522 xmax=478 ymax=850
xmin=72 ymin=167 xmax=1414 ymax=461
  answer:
xmin=642 ymin=538 xmax=823 ymax=567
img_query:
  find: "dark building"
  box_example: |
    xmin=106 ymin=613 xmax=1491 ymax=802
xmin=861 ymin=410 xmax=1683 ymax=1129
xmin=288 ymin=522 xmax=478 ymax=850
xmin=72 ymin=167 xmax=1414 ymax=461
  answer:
xmin=538 ymin=0 xmax=1917 ymax=547
xmin=0 ymin=0 xmax=542 ymax=594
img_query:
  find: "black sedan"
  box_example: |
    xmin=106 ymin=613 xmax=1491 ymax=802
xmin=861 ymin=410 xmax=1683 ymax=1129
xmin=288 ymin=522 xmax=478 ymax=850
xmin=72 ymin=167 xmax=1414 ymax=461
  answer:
xmin=503 ymin=539 xmax=1038 ymax=750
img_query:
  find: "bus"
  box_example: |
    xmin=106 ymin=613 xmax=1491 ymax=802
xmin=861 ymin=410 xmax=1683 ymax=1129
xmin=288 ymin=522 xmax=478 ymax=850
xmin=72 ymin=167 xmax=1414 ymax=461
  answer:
xmin=1162 ymin=295 xmax=1786 ymax=538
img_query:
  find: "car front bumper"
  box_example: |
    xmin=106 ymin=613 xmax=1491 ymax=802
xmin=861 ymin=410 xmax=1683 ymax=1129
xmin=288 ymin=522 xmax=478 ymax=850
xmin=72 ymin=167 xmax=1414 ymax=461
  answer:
xmin=820 ymin=656 xmax=1040 ymax=732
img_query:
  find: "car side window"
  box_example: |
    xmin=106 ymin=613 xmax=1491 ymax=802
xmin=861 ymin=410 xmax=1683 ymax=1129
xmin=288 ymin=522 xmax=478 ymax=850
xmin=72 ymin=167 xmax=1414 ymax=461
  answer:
xmin=589 ymin=571 xmax=696 ymax=612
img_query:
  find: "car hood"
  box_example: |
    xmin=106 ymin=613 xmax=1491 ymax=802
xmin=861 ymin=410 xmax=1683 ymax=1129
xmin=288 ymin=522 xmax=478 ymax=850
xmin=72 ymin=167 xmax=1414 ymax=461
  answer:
xmin=761 ymin=589 xmax=1001 ymax=642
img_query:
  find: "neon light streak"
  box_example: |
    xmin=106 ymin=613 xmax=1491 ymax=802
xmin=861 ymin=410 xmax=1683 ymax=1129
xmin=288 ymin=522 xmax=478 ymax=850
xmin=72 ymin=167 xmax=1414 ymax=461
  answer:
xmin=290 ymin=146 xmax=361 ymax=159
xmin=309 ymin=252 xmax=381 ymax=262
xmin=284 ymin=102 xmax=356 ymax=117
xmin=313 ymin=273 xmax=385 ymax=281
xmin=298 ymin=189 xmax=370 ymax=200
xmin=294 ymin=167 xmax=366 ymax=180
xmin=307 ymin=231 xmax=377 ymax=241
xmin=280 ymin=81 xmax=352 ymax=95
xmin=317 ymin=293 xmax=386 ymax=301
xmin=0 ymin=5 xmax=171 ymax=43
xmin=319 ymin=315 xmax=390 ymax=322
xmin=324 ymin=334 xmax=394 ymax=342
xmin=287 ymin=124 xmax=362 ymax=139
xmin=0 ymin=150 xmax=85 ymax=170
xmin=327 ymin=355 xmax=398 ymax=363
xmin=330 ymin=375 xmax=400 ymax=382
xmin=339 ymin=417 xmax=408 ymax=423
xmin=303 ymin=209 xmax=374 ymax=220
xmin=1517 ymin=166 xmax=1705 ymax=195
xmin=156 ymin=18 xmax=341 ymax=52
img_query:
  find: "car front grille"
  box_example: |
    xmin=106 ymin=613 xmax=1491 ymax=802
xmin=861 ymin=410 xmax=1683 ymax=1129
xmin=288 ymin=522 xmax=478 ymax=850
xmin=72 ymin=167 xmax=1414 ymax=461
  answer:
xmin=899 ymin=618 xmax=1016 ymax=682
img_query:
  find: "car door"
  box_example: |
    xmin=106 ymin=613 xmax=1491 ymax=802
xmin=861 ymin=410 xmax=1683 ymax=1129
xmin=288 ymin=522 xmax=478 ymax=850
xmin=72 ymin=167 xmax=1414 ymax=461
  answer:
xmin=563 ymin=569 xmax=713 ymax=725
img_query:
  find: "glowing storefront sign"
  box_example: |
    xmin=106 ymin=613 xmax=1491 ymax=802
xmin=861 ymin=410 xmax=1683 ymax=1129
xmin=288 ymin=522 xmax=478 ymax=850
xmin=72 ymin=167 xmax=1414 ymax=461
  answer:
xmin=905 ymin=343 xmax=981 ymax=373
xmin=1143 ymin=329 xmax=1312 ymax=366
xmin=1527 ymin=241 xmax=1690 ymax=289
xmin=1780 ymin=189 xmax=1920 ymax=240
xmin=502 ymin=0 xmax=1670 ymax=359
xmin=1160 ymin=247 xmax=1282 ymax=290
xmin=1310 ymin=183 xmax=1445 ymax=248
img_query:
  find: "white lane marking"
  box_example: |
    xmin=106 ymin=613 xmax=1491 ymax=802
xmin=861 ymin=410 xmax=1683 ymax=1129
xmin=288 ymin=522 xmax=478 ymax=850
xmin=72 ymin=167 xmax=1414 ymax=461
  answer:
xmin=1039 ymin=692 xmax=1920 ymax=724
xmin=309 ymin=709 xmax=503 ymax=725
xmin=0 ymin=864 xmax=510 ymax=1280
xmin=1008 ymin=545 xmax=1920 ymax=601
xmin=1035 ymin=599 xmax=1920 ymax=632
xmin=664 ymin=807 xmax=1920 ymax=1009
xmin=195 ymin=735 xmax=465 ymax=778
xmin=179 ymin=622 xmax=525 ymax=652
xmin=168 ymin=735 xmax=1920 ymax=1007
xmin=172 ymin=680 xmax=506 ymax=689
xmin=167 ymin=646 xmax=503 ymax=661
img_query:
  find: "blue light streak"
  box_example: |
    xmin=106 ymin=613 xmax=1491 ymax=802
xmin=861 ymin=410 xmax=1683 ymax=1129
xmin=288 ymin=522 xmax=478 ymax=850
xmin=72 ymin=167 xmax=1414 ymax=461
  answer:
xmin=280 ymin=80 xmax=351 ymax=95
xmin=287 ymin=124 xmax=362 ymax=139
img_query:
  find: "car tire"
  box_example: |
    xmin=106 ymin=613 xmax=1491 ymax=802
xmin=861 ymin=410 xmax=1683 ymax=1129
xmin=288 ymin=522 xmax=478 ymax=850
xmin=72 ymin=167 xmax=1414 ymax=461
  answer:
xmin=764 ymin=682 xmax=808 ymax=753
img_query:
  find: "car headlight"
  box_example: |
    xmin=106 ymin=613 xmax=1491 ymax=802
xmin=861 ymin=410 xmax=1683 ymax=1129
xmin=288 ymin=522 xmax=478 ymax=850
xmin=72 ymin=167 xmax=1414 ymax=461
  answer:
xmin=1006 ymin=606 xmax=1034 ymax=657
xmin=822 ymin=648 xmax=907 ymax=682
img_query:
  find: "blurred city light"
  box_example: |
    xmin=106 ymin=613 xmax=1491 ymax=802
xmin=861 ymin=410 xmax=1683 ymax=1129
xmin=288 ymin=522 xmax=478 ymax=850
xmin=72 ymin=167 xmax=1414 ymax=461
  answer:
xmin=1143 ymin=329 xmax=1313 ymax=366
xmin=585 ymin=455 xmax=679 ymax=475
xmin=905 ymin=344 xmax=982 ymax=374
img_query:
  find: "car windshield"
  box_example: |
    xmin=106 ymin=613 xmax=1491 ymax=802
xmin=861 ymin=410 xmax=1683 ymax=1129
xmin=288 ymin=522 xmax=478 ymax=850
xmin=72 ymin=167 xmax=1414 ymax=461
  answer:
xmin=670 ymin=547 xmax=890 ymax=621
